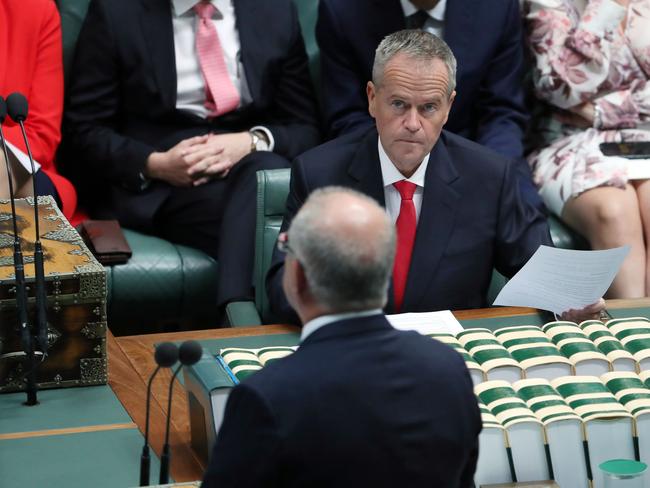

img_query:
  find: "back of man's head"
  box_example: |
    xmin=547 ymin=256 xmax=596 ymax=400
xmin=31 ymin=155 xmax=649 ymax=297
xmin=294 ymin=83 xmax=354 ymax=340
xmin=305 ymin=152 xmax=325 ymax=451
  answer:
xmin=288 ymin=187 xmax=395 ymax=314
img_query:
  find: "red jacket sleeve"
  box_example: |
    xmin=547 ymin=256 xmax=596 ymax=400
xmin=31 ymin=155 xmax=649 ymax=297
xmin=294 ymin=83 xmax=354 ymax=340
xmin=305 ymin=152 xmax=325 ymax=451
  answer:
xmin=4 ymin=1 xmax=63 ymax=171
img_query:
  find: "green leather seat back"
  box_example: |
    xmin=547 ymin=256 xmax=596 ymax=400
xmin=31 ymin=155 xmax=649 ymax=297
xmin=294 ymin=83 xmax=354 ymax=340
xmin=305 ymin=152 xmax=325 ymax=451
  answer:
xmin=294 ymin=0 xmax=320 ymax=93
xmin=58 ymin=0 xmax=91 ymax=83
xmin=254 ymin=169 xmax=291 ymax=323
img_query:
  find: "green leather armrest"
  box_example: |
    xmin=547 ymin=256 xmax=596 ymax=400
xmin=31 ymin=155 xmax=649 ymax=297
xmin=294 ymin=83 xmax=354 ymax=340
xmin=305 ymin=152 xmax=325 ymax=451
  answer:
xmin=225 ymin=301 xmax=262 ymax=328
xmin=549 ymin=214 xmax=589 ymax=250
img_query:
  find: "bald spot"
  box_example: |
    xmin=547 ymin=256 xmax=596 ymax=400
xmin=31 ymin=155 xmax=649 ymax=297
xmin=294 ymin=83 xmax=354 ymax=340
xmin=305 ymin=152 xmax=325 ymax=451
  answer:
xmin=379 ymin=53 xmax=451 ymax=101
xmin=312 ymin=192 xmax=390 ymax=261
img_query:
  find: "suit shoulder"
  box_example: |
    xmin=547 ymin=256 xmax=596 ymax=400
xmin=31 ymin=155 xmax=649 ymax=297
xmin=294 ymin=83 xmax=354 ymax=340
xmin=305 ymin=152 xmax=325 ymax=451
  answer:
xmin=441 ymin=130 xmax=511 ymax=174
xmin=295 ymin=129 xmax=369 ymax=166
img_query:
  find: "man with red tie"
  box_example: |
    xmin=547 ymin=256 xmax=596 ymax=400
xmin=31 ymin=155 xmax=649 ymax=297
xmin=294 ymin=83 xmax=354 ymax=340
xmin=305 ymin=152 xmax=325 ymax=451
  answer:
xmin=61 ymin=0 xmax=320 ymax=309
xmin=266 ymin=29 xmax=553 ymax=321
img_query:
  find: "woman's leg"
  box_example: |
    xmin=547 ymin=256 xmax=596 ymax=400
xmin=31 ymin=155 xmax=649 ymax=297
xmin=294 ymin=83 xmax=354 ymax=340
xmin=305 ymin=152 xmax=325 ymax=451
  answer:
xmin=633 ymin=179 xmax=650 ymax=294
xmin=562 ymin=184 xmax=646 ymax=298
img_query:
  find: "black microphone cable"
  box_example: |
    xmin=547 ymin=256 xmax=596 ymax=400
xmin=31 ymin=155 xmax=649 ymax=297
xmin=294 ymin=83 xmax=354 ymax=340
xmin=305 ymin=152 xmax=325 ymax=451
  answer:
xmin=7 ymin=92 xmax=48 ymax=357
xmin=159 ymin=340 xmax=202 ymax=484
xmin=0 ymin=95 xmax=37 ymax=405
xmin=140 ymin=342 xmax=179 ymax=487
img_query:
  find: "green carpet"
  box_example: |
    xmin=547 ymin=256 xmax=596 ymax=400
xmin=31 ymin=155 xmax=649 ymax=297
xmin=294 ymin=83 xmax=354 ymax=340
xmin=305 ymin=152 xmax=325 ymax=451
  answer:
xmin=0 ymin=428 xmax=162 ymax=488
xmin=0 ymin=385 xmax=132 ymax=434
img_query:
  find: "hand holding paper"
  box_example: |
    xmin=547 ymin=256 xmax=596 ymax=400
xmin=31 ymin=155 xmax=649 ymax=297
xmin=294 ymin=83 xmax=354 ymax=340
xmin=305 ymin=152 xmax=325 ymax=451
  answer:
xmin=493 ymin=245 xmax=629 ymax=315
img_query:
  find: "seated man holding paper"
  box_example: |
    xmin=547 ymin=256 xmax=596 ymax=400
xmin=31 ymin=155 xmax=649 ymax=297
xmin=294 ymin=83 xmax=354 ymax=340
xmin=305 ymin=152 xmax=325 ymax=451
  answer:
xmin=267 ymin=30 xmax=604 ymax=323
xmin=202 ymin=187 xmax=482 ymax=487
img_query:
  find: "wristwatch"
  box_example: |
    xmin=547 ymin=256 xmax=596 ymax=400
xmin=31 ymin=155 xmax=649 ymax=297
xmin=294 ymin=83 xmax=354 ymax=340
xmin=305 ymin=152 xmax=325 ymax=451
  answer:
xmin=249 ymin=130 xmax=267 ymax=152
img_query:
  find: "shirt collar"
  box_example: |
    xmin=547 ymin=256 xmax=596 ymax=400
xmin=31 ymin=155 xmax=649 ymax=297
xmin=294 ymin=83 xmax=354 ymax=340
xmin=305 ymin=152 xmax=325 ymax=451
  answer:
xmin=378 ymin=138 xmax=429 ymax=189
xmin=300 ymin=309 xmax=383 ymax=342
xmin=173 ymin=0 xmax=229 ymax=17
xmin=400 ymin=0 xmax=447 ymax=22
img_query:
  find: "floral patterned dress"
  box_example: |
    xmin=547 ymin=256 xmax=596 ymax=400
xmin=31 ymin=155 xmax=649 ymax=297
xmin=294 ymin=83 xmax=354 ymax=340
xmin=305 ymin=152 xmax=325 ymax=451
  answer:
xmin=525 ymin=0 xmax=650 ymax=215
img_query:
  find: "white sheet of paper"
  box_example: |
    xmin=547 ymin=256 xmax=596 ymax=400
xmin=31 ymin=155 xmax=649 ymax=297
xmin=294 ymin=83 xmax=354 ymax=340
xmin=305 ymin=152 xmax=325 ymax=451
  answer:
xmin=386 ymin=310 xmax=464 ymax=335
xmin=493 ymin=245 xmax=629 ymax=314
xmin=5 ymin=140 xmax=40 ymax=174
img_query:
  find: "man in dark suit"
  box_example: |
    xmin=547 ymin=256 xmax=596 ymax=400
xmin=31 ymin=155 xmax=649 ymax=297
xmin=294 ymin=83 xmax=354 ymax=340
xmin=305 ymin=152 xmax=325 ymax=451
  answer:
xmin=203 ymin=187 xmax=481 ymax=488
xmin=61 ymin=0 xmax=320 ymax=307
xmin=267 ymin=30 xmax=553 ymax=324
xmin=316 ymin=0 xmax=543 ymax=209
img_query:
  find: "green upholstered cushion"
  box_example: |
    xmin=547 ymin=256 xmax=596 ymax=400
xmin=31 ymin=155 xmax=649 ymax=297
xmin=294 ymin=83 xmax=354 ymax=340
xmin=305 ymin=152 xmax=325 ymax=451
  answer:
xmin=107 ymin=230 xmax=219 ymax=335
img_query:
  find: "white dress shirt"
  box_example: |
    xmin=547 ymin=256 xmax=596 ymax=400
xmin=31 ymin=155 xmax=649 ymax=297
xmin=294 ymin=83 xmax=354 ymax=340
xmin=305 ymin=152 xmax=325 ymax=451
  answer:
xmin=300 ymin=309 xmax=384 ymax=342
xmin=400 ymin=0 xmax=447 ymax=38
xmin=171 ymin=0 xmax=273 ymax=149
xmin=378 ymin=138 xmax=429 ymax=225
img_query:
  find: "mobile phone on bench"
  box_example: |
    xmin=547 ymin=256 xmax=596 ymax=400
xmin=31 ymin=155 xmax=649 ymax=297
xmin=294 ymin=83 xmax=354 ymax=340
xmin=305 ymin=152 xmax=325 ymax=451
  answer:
xmin=600 ymin=142 xmax=650 ymax=159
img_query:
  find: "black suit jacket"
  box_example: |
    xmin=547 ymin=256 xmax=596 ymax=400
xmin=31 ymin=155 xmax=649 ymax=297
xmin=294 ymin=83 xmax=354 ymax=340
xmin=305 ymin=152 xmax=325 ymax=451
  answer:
xmin=267 ymin=128 xmax=553 ymax=323
xmin=202 ymin=314 xmax=482 ymax=488
xmin=317 ymin=0 xmax=527 ymax=159
xmin=61 ymin=0 xmax=320 ymax=221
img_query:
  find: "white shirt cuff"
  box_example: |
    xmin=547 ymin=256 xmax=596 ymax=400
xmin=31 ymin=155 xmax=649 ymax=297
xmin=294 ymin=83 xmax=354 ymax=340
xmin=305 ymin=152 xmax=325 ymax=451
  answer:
xmin=250 ymin=125 xmax=274 ymax=152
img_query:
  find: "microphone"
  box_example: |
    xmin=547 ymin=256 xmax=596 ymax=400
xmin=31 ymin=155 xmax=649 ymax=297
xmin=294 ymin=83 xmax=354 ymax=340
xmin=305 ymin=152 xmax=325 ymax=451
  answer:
xmin=0 ymin=95 xmax=36 ymax=405
xmin=139 ymin=342 xmax=179 ymax=487
xmin=6 ymin=93 xmax=48 ymax=357
xmin=159 ymin=340 xmax=202 ymax=484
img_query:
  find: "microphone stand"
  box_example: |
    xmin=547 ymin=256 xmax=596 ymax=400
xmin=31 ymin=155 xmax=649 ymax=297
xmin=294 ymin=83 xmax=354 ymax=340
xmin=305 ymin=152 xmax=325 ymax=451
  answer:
xmin=140 ymin=365 xmax=161 ymax=486
xmin=159 ymin=365 xmax=182 ymax=485
xmin=16 ymin=118 xmax=48 ymax=357
xmin=0 ymin=113 xmax=37 ymax=405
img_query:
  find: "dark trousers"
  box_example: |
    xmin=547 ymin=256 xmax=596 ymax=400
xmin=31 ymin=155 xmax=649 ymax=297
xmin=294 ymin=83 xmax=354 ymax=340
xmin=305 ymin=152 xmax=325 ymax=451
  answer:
xmin=143 ymin=151 xmax=289 ymax=307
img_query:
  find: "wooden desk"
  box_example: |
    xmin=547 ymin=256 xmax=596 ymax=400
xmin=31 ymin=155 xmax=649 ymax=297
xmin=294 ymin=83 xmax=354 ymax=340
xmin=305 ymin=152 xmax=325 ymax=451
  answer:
xmin=107 ymin=298 xmax=650 ymax=482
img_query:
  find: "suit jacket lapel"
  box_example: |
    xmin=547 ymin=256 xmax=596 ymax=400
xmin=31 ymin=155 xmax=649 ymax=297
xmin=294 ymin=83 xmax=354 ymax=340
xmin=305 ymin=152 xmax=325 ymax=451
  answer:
xmin=401 ymin=135 xmax=460 ymax=311
xmin=234 ymin=0 xmax=261 ymax=103
xmin=140 ymin=0 xmax=177 ymax=110
xmin=347 ymin=129 xmax=386 ymax=207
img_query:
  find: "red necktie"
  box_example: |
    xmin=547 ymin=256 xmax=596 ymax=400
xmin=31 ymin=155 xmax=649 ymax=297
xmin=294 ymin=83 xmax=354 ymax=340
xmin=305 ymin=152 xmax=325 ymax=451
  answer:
xmin=194 ymin=2 xmax=240 ymax=117
xmin=392 ymin=180 xmax=417 ymax=312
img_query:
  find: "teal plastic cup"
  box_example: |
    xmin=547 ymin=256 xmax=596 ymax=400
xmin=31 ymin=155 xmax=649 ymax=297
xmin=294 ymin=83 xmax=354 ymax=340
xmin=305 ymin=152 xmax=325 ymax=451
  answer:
xmin=600 ymin=459 xmax=647 ymax=488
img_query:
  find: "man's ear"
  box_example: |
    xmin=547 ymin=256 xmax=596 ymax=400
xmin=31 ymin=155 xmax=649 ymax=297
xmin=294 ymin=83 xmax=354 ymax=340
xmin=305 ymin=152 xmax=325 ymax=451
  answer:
xmin=294 ymin=259 xmax=310 ymax=300
xmin=367 ymin=81 xmax=377 ymax=118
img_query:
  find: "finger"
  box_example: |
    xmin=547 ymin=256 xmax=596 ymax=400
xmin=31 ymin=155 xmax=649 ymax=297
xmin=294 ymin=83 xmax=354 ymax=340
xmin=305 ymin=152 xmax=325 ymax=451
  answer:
xmin=202 ymin=159 xmax=234 ymax=176
xmin=193 ymin=176 xmax=211 ymax=186
xmin=181 ymin=135 xmax=210 ymax=147
xmin=188 ymin=154 xmax=224 ymax=176
xmin=184 ymin=147 xmax=220 ymax=168
xmin=183 ymin=144 xmax=225 ymax=164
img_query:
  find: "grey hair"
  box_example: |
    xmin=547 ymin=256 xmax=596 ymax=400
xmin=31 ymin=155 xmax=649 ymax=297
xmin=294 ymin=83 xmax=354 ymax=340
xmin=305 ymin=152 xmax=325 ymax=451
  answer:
xmin=288 ymin=187 xmax=396 ymax=312
xmin=372 ymin=29 xmax=457 ymax=96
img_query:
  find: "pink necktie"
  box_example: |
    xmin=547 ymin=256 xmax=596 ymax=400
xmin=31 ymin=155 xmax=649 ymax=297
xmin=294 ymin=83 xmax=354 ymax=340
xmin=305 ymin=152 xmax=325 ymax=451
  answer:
xmin=193 ymin=2 xmax=240 ymax=117
xmin=392 ymin=180 xmax=417 ymax=312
